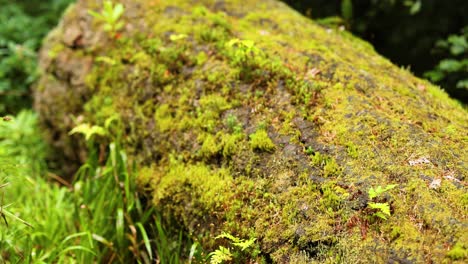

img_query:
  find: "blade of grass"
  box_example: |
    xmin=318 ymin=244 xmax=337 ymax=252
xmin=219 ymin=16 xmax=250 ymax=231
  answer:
xmin=136 ymin=222 xmax=153 ymax=260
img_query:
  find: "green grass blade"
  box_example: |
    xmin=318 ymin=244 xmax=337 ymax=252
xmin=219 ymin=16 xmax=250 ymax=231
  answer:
xmin=136 ymin=222 xmax=153 ymax=260
xmin=116 ymin=208 xmax=124 ymax=247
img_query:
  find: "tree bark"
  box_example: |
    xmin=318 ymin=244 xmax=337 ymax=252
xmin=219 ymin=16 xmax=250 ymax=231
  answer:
xmin=35 ymin=0 xmax=467 ymax=262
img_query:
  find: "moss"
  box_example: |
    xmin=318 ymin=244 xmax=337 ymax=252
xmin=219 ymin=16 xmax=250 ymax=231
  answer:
xmin=345 ymin=142 xmax=359 ymax=158
xmin=47 ymin=43 xmax=65 ymax=59
xmin=221 ymin=133 xmax=243 ymax=158
xmin=200 ymin=133 xmax=222 ymax=159
xmin=320 ymin=181 xmax=348 ymax=211
xmin=197 ymin=94 xmax=232 ymax=132
xmin=225 ymin=114 xmax=242 ymax=134
xmin=446 ymin=243 xmax=468 ymax=260
xmin=249 ymin=129 xmax=276 ymax=152
xmin=154 ymin=104 xmax=174 ymax=132
xmin=311 ymin=152 xmax=341 ymax=177
xmin=36 ymin=0 xmax=468 ymax=262
xmin=152 ymin=159 xmax=235 ymax=213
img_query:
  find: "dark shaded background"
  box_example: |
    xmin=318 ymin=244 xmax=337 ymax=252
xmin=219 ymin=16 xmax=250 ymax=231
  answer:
xmin=283 ymin=0 xmax=468 ymax=103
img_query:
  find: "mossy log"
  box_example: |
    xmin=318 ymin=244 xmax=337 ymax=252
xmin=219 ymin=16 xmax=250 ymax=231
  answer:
xmin=35 ymin=0 xmax=467 ymax=262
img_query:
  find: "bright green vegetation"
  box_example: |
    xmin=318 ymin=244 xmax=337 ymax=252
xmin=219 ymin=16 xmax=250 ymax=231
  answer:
xmin=249 ymin=129 xmax=276 ymax=152
xmin=88 ymin=0 xmax=125 ymax=35
xmin=367 ymin=184 xmax=397 ymax=220
xmin=0 ymin=112 xmax=198 ymax=263
xmin=209 ymin=232 xmax=258 ymax=264
xmin=0 ymin=0 xmax=74 ymax=114
xmin=35 ymin=0 xmax=468 ymax=263
xmin=424 ymin=27 xmax=468 ymax=102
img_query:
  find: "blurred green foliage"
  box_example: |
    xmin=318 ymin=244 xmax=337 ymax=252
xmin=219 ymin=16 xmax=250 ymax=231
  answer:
xmin=425 ymin=27 xmax=468 ymax=102
xmin=284 ymin=0 xmax=468 ymax=104
xmin=0 ymin=0 xmax=74 ymax=115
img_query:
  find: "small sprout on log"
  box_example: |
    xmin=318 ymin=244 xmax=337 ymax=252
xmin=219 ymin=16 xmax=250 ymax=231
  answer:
xmin=88 ymin=1 xmax=125 ymax=35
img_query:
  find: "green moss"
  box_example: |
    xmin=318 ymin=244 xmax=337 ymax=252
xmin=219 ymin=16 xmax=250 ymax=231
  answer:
xmin=446 ymin=243 xmax=467 ymax=260
xmin=200 ymin=134 xmax=222 ymax=159
xmin=320 ymin=181 xmax=348 ymax=211
xmin=152 ymin=159 xmax=235 ymax=212
xmin=221 ymin=133 xmax=243 ymax=158
xmin=345 ymin=142 xmax=359 ymax=158
xmin=37 ymin=0 xmax=468 ymax=262
xmin=197 ymin=94 xmax=232 ymax=132
xmin=311 ymin=152 xmax=341 ymax=177
xmin=154 ymin=104 xmax=174 ymax=132
xmin=225 ymin=114 xmax=242 ymax=134
xmin=249 ymin=129 xmax=275 ymax=152
xmin=47 ymin=43 xmax=65 ymax=59
xmin=199 ymin=94 xmax=231 ymax=113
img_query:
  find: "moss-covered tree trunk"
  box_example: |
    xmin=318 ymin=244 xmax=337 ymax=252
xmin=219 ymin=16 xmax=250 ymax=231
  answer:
xmin=35 ymin=0 xmax=467 ymax=262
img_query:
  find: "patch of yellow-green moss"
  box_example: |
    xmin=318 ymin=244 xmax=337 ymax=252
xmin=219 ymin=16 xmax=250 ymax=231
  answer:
xmin=447 ymin=242 xmax=468 ymax=261
xmin=249 ymin=129 xmax=275 ymax=152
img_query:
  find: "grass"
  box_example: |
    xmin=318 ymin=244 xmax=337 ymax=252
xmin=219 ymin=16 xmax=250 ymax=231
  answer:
xmin=0 ymin=110 xmax=198 ymax=263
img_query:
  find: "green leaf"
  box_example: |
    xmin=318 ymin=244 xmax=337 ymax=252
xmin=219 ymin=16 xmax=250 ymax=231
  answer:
xmin=103 ymin=1 xmax=113 ymax=15
xmin=373 ymin=211 xmax=388 ymax=220
xmin=368 ymin=184 xmax=397 ymax=199
xmin=215 ymin=232 xmax=256 ymax=251
xmin=103 ymin=24 xmax=113 ymax=32
xmin=170 ymin=34 xmax=188 ymax=42
xmin=456 ymin=79 xmax=468 ymax=89
xmin=92 ymin=233 xmax=114 ymax=248
xmin=447 ymin=35 xmax=467 ymax=55
xmin=136 ymin=222 xmax=153 ymax=260
xmin=114 ymin=21 xmax=125 ymax=31
xmin=369 ymin=202 xmax=391 ymax=216
xmin=368 ymin=187 xmax=378 ymax=200
xmin=424 ymin=70 xmax=445 ymax=82
xmin=409 ymin=0 xmax=421 ymax=15
xmin=232 ymin=237 xmax=256 ymax=251
xmin=69 ymin=123 xmax=106 ymax=141
xmin=116 ymin=208 xmax=124 ymax=247
xmin=87 ymin=10 xmax=104 ymax=20
xmin=439 ymin=59 xmax=462 ymax=72
xmin=341 ymin=0 xmax=353 ymax=21
xmin=382 ymin=184 xmax=397 ymax=192
xmin=59 ymin=245 xmax=96 ymax=256
xmin=95 ymin=56 xmax=117 ymax=65
xmin=112 ymin=4 xmax=124 ymax=21
xmin=215 ymin=232 xmax=241 ymax=243
xmin=1 ymin=207 xmax=33 ymax=227
xmin=208 ymin=246 xmax=232 ymax=264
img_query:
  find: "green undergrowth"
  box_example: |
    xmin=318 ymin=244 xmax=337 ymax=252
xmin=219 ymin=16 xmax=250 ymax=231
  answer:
xmin=0 ymin=111 xmax=199 ymax=263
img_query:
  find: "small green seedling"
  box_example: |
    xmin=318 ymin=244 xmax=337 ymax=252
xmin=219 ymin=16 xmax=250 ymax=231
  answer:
xmin=225 ymin=38 xmax=262 ymax=66
xmin=368 ymin=184 xmax=397 ymax=200
xmin=225 ymin=114 xmax=242 ymax=134
xmin=367 ymin=184 xmax=397 ymax=220
xmin=88 ymin=1 xmax=125 ymax=33
xmin=209 ymin=246 xmax=232 ymax=264
xmin=69 ymin=123 xmax=106 ymax=141
xmin=305 ymin=146 xmax=314 ymax=155
xmin=209 ymin=232 xmax=257 ymax=264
